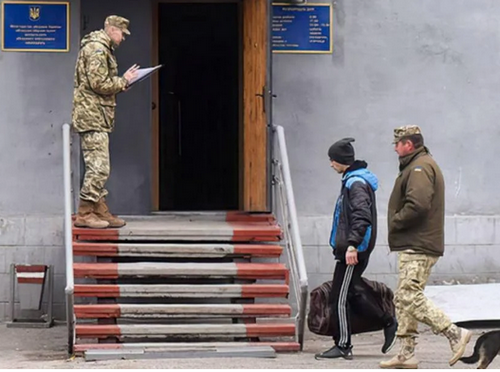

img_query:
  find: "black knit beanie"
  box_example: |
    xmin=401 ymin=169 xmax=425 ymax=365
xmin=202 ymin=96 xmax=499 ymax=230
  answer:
xmin=328 ymin=138 xmax=355 ymax=165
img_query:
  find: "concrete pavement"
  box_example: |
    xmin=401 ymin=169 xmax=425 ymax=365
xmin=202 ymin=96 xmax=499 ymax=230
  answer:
xmin=1 ymin=323 xmax=498 ymax=369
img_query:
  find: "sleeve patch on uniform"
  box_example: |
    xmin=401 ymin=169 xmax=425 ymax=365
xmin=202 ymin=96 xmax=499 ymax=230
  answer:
xmin=94 ymin=49 xmax=104 ymax=54
xmin=414 ymin=166 xmax=423 ymax=172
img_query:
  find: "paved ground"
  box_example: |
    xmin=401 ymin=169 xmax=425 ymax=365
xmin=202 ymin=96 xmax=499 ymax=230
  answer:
xmin=1 ymin=323 xmax=499 ymax=369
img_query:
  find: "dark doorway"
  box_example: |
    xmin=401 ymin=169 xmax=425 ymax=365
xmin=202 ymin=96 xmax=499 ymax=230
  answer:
xmin=158 ymin=2 xmax=240 ymax=211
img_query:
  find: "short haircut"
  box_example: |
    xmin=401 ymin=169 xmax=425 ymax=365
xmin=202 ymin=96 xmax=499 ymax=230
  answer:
xmin=401 ymin=134 xmax=424 ymax=148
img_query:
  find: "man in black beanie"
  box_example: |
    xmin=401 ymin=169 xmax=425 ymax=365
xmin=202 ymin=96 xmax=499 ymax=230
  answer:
xmin=315 ymin=138 xmax=397 ymax=360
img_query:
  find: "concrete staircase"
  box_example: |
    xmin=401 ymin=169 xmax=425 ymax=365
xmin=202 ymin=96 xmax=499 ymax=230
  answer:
xmin=71 ymin=212 xmax=300 ymax=356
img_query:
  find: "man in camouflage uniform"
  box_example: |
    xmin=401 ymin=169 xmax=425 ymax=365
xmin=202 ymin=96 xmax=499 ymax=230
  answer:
xmin=380 ymin=125 xmax=471 ymax=369
xmin=72 ymin=15 xmax=139 ymax=229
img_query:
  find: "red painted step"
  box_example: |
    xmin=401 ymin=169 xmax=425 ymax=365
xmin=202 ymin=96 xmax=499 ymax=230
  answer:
xmin=74 ymin=304 xmax=292 ymax=319
xmin=72 ymin=215 xmax=282 ymax=242
xmin=73 ymin=262 xmax=289 ymax=281
xmin=76 ymin=323 xmax=296 ymax=339
xmin=74 ymin=283 xmax=290 ymax=298
xmin=73 ymin=242 xmax=283 ymax=258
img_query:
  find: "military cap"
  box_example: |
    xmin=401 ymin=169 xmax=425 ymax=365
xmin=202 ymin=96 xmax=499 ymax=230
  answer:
xmin=105 ymin=15 xmax=131 ymax=35
xmin=393 ymin=125 xmax=422 ymax=143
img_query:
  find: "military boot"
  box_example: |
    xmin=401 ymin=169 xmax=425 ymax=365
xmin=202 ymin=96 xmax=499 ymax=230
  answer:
xmin=380 ymin=337 xmax=419 ymax=369
xmin=94 ymin=198 xmax=126 ymax=228
xmin=74 ymin=199 xmax=109 ymax=229
xmin=442 ymin=324 xmax=472 ymax=366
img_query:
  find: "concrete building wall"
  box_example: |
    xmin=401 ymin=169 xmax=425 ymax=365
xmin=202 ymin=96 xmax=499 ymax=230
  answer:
xmin=273 ymin=0 xmax=500 ymax=290
xmin=274 ymin=0 xmax=500 ymax=216
xmin=0 ymin=0 xmax=81 ymax=320
xmin=299 ymin=216 xmax=500 ymax=292
xmin=1 ymin=0 xmax=500 ymax=320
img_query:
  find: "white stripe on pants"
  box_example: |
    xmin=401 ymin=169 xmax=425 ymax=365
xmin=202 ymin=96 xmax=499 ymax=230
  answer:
xmin=338 ymin=264 xmax=354 ymax=347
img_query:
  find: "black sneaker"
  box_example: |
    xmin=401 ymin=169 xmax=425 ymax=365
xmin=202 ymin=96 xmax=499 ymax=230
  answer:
xmin=382 ymin=318 xmax=398 ymax=354
xmin=315 ymin=345 xmax=353 ymax=360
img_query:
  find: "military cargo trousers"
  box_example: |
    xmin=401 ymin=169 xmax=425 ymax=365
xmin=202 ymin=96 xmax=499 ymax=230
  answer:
xmin=79 ymin=131 xmax=110 ymax=203
xmin=395 ymin=252 xmax=452 ymax=338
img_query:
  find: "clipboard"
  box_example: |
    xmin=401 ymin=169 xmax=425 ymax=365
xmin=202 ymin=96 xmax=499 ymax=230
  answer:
xmin=128 ymin=65 xmax=163 ymax=87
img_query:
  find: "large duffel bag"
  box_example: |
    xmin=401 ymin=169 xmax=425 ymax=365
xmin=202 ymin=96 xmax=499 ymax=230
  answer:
xmin=307 ymin=277 xmax=395 ymax=336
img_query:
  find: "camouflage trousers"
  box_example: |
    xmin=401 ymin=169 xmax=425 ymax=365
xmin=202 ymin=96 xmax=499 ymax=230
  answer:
xmin=395 ymin=252 xmax=452 ymax=338
xmin=79 ymin=131 xmax=110 ymax=203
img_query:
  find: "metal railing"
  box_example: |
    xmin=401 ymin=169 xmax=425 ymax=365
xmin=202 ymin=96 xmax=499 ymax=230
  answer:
xmin=63 ymin=123 xmax=75 ymax=355
xmin=272 ymin=125 xmax=308 ymax=350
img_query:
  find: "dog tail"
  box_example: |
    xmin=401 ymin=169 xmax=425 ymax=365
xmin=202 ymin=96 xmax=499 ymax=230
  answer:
xmin=459 ymin=338 xmax=481 ymax=364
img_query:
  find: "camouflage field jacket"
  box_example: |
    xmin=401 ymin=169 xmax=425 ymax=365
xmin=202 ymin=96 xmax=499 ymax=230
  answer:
xmin=72 ymin=30 xmax=128 ymax=133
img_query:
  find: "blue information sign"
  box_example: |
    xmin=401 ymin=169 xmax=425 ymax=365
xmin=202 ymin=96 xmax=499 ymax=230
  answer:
xmin=272 ymin=4 xmax=332 ymax=54
xmin=1 ymin=1 xmax=69 ymax=52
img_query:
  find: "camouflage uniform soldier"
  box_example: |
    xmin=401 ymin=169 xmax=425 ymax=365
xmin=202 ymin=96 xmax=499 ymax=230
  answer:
xmin=380 ymin=126 xmax=471 ymax=369
xmin=72 ymin=15 xmax=139 ymax=229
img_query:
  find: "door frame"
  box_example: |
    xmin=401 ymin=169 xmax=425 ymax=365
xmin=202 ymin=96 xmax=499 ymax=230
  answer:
xmin=151 ymin=0 xmax=270 ymax=212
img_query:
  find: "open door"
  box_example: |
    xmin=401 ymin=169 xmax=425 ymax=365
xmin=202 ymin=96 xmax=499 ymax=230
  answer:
xmin=242 ymin=0 xmax=272 ymax=212
xmin=155 ymin=2 xmax=240 ymax=211
xmin=152 ymin=0 xmax=272 ymax=212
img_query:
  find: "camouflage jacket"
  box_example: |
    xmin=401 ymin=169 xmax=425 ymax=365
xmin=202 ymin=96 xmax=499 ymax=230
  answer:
xmin=72 ymin=30 xmax=128 ymax=133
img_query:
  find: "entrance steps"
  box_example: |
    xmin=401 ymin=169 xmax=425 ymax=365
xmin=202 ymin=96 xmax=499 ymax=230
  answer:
xmin=71 ymin=213 xmax=300 ymax=357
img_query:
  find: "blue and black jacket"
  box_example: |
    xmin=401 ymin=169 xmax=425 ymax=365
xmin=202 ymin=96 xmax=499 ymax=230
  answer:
xmin=330 ymin=161 xmax=378 ymax=261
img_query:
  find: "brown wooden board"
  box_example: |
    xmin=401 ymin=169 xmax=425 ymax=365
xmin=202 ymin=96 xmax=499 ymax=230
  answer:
xmin=243 ymin=0 xmax=269 ymax=211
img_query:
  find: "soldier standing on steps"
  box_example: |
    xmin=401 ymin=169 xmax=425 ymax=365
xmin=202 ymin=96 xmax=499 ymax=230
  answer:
xmin=72 ymin=15 xmax=139 ymax=229
xmin=380 ymin=125 xmax=471 ymax=369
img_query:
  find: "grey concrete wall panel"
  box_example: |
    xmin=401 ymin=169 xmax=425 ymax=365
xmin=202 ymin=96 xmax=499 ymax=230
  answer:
xmin=80 ymin=0 xmax=153 ymax=214
xmin=273 ymin=0 xmax=500 ymax=216
xmin=0 ymin=0 xmax=81 ymax=215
